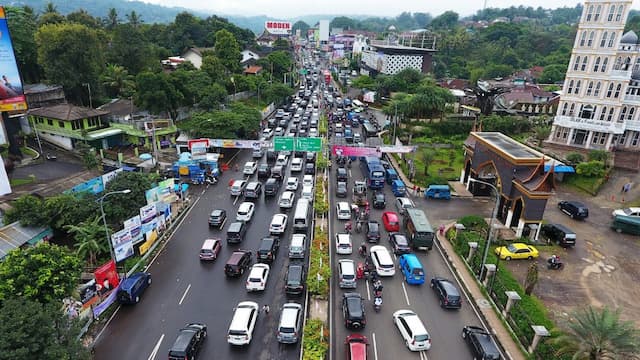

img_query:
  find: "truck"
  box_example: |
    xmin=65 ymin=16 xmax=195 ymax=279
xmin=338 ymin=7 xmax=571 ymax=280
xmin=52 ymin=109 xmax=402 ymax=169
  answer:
xmin=352 ymin=181 xmax=368 ymax=206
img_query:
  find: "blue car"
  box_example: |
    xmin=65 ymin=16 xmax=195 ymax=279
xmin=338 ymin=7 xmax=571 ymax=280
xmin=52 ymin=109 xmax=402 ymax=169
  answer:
xmin=116 ymin=272 xmax=152 ymax=304
xmin=398 ymin=254 xmax=425 ymax=285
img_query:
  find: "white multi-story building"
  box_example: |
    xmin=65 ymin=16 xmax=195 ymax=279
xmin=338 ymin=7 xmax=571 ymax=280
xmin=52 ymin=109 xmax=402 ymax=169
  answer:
xmin=548 ymin=0 xmax=640 ymax=156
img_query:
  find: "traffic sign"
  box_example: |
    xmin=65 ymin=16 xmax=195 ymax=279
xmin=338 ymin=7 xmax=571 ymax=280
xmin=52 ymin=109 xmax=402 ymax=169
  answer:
xmin=273 ymin=137 xmax=294 ymax=151
xmin=295 ymin=137 xmax=322 ymax=152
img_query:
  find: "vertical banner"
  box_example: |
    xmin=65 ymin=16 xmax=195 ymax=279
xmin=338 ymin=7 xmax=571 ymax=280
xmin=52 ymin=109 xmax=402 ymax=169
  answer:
xmin=0 ymin=154 xmax=11 ymax=196
xmin=0 ymin=7 xmax=26 ymax=112
xmin=94 ymin=260 xmax=120 ymax=292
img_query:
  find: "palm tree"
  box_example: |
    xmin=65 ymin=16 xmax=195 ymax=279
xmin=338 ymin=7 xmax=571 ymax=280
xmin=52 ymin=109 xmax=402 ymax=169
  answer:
xmin=126 ymin=11 xmax=142 ymax=27
xmin=101 ymin=64 xmax=135 ymax=98
xmin=65 ymin=216 xmax=109 ymax=267
xmin=105 ymin=8 xmax=118 ymax=30
xmin=44 ymin=2 xmax=58 ymax=14
xmin=554 ymin=306 xmax=640 ymax=360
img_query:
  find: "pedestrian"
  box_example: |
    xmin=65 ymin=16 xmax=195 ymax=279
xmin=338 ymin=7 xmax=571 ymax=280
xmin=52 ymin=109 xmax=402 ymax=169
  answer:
xmin=262 ymin=304 xmax=270 ymax=314
xmin=413 ymin=184 xmax=418 ymax=194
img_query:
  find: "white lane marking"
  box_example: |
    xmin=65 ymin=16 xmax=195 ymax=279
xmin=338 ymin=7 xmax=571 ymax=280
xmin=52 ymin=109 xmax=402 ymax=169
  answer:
xmin=233 ymin=194 xmax=240 ymax=205
xmin=401 ymin=282 xmax=411 ymax=306
xmin=372 ymin=332 xmax=379 ymax=360
xmin=147 ymin=334 xmax=164 ymax=360
xmin=178 ymin=284 xmax=191 ymax=305
xmin=420 ymin=350 xmax=429 ymax=360
xmin=365 ymin=279 xmax=371 ymax=301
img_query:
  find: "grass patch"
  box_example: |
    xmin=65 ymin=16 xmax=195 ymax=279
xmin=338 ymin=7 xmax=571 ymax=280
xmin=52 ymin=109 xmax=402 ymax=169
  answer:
xmin=10 ymin=174 xmax=36 ymax=187
xmin=563 ymin=174 xmax=606 ymax=196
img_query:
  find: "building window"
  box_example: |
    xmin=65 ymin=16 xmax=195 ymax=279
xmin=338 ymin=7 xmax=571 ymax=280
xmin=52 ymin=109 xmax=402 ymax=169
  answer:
xmin=567 ymin=80 xmax=574 ymax=94
xmin=575 ymin=80 xmax=582 ymax=94
xmin=628 ymin=107 xmax=635 ymax=120
xmin=586 ymin=5 xmax=594 ymax=21
xmin=580 ymin=105 xmax=594 ymax=119
xmin=581 ymin=57 xmax=588 ymax=71
xmin=587 ymin=31 xmax=595 ymax=47
xmin=561 ymin=102 xmax=568 ymax=115
xmin=600 ymin=106 xmax=608 ymax=121
xmin=607 ymin=83 xmax=614 ymax=97
xmin=623 ymin=57 xmax=631 ymax=71
xmin=573 ymin=56 xmax=581 ymax=71
xmin=58 ymin=121 xmax=64 ymax=128
xmin=615 ymin=56 xmax=623 ymax=70
xmin=47 ymin=119 xmax=53 ymax=126
xmin=600 ymin=32 xmax=608 ymax=47
xmin=569 ymin=103 xmax=575 ymax=116
xmin=602 ymin=57 xmax=609 ymax=72
xmin=620 ymin=107 xmax=628 ymax=121
xmin=608 ymin=107 xmax=615 ymax=122
xmin=632 ymin=132 xmax=640 ymax=147
xmin=595 ymin=5 xmax=602 ymax=21
xmin=586 ymin=81 xmax=594 ymax=96
xmin=616 ymin=5 xmax=624 ymax=22
xmin=620 ymin=132 xmax=628 ymax=145
xmin=594 ymin=57 xmax=601 ymax=72
xmin=615 ymin=84 xmax=622 ymax=98
xmin=608 ymin=5 xmax=616 ymax=21
xmin=609 ymin=33 xmax=616 ymax=47
xmin=579 ymin=31 xmax=587 ymax=46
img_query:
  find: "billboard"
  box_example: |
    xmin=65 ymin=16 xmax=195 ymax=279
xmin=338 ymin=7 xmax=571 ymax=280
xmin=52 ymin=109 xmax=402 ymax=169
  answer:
xmin=265 ymin=21 xmax=291 ymax=35
xmin=0 ymin=7 xmax=27 ymax=112
xmin=319 ymin=20 xmax=329 ymax=42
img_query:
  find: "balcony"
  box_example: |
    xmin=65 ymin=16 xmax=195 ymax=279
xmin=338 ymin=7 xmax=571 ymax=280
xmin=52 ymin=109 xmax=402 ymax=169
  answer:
xmin=553 ymin=115 xmax=625 ymax=134
xmin=624 ymin=94 xmax=640 ymax=103
xmin=609 ymin=69 xmax=631 ymax=79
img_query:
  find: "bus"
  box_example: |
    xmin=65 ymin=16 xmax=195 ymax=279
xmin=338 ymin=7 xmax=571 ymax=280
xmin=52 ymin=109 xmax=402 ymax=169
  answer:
xmin=404 ymin=208 xmax=435 ymax=250
xmin=360 ymin=156 xmax=385 ymax=189
xmin=323 ymin=70 xmax=331 ymax=84
xmin=362 ymin=122 xmax=378 ymax=139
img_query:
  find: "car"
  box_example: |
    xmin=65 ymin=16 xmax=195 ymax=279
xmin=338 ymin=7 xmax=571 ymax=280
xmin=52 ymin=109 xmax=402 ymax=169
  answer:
xmin=305 ymin=152 xmax=316 ymax=163
xmin=236 ymin=202 xmax=255 ymax=222
xmin=342 ymin=292 xmax=366 ymax=329
xmin=462 ymin=326 xmax=501 ymax=360
xmin=345 ymin=334 xmax=368 ymax=360
xmin=227 ymin=301 xmax=259 ymax=345
xmin=262 ymin=128 xmax=274 ymax=139
xmin=612 ymin=207 xmax=640 ymax=218
xmin=336 ymin=201 xmax=352 ymax=220
xmin=291 ymin=158 xmax=303 ymax=172
xmin=279 ymin=191 xmax=296 ymax=209
xmin=336 ymin=167 xmax=348 ymax=183
xmin=116 ymin=272 xmax=152 ymax=304
xmin=243 ymin=161 xmax=257 ymax=175
xmin=257 ymin=237 xmax=280 ymax=263
xmin=395 ymin=197 xmax=415 ymax=215
xmin=257 ymin=164 xmax=271 ymax=179
xmin=365 ymin=220 xmax=381 ymax=243
xmin=336 ymin=181 xmax=348 ymax=197
xmin=303 ymin=174 xmax=314 ymax=187
xmin=230 ymin=180 xmax=248 ymax=196
xmin=558 ymin=200 xmax=589 ymax=220
xmin=199 ymin=238 xmax=222 ymax=261
xmin=208 ymin=209 xmax=227 ymax=228
xmin=389 ymin=233 xmax=411 ymax=255
xmin=372 ymin=192 xmax=386 ymax=209
xmin=335 ymin=233 xmax=353 ymax=254
xmin=286 ymin=177 xmax=299 ymax=191
xmin=381 ymin=212 xmax=400 ymax=232
xmin=277 ymin=303 xmax=303 ymax=344
xmin=279 ymin=118 xmax=288 ymax=127
xmin=309 ymin=128 xmax=318 ymax=137
xmin=430 ymin=277 xmax=462 ymax=309
xmin=305 ymin=163 xmax=315 ymax=174
xmin=285 ymin=264 xmax=306 ymax=296
xmin=264 ymin=178 xmax=280 ymax=196
xmin=243 ymin=181 xmax=262 ymax=199
xmin=276 ymin=154 xmax=289 ymax=167
xmin=338 ymin=259 xmax=357 ymax=289
xmin=245 ymin=263 xmax=270 ymax=292
xmin=369 ymin=245 xmax=395 ymax=276
xmin=167 ymin=323 xmax=207 ymax=360
xmin=224 ymin=250 xmax=252 ymax=277
xmin=270 ymin=214 xmax=289 ymax=235
xmin=392 ymin=310 xmax=431 ymax=351
xmin=274 ymin=126 xmax=285 ymax=136
xmin=301 ymin=184 xmax=314 ymax=201
xmin=272 ymin=165 xmax=285 ymax=181
xmin=494 ymin=242 xmax=539 ymax=260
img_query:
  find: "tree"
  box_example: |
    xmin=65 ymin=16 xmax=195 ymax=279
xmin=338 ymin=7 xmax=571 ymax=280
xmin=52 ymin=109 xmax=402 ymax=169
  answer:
xmin=588 ymin=150 xmax=608 ymax=164
xmin=104 ymin=7 xmax=119 ymax=30
xmin=419 ymin=149 xmax=436 ymax=176
xmin=75 ymin=142 xmax=101 ymax=170
xmin=430 ymin=11 xmax=459 ymax=29
xmin=45 ymin=192 xmax=99 ymax=232
xmin=566 ymin=152 xmax=584 ymax=166
xmin=555 ymin=306 xmax=640 ymax=359
xmin=106 ymin=23 xmax=153 ymax=75
xmin=523 ymin=261 xmax=538 ymax=295
xmin=330 ymin=16 xmax=356 ymax=30
xmin=103 ymin=172 xmax=157 ymax=225
xmin=198 ymin=83 xmax=228 ymax=110
xmin=201 ymin=55 xmax=227 ymax=83
xmin=214 ymin=29 xmax=241 ymax=74
xmin=261 ymin=82 xmax=294 ymax=105
xmin=351 ymin=75 xmax=376 ymax=90
xmin=66 ymin=216 xmax=109 ymax=267
xmin=101 ymin=64 xmax=135 ymax=98
xmin=179 ymin=103 xmax=261 ymax=139
xmin=5 ymin=6 xmax=40 ymax=83
xmin=3 ymin=194 xmax=49 ymax=226
xmin=538 ymin=64 xmax=566 ymax=84
xmin=0 ymin=243 xmax=82 ymax=303
xmin=292 ymin=20 xmax=310 ymax=35
xmin=126 ymin=11 xmax=142 ymax=27
xmin=135 ymin=71 xmax=183 ymax=120
xmin=0 ymin=298 xmax=91 ymax=360
xmin=66 ymin=9 xmax=101 ymax=28
xmin=534 ymin=125 xmax=551 ymax=146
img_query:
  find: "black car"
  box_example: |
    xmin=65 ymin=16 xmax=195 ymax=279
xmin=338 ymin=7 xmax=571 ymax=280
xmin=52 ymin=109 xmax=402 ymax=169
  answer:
xmin=224 ymin=250 xmax=252 ymax=277
xmin=430 ymin=277 xmax=462 ymax=309
xmin=264 ymin=178 xmax=280 ymax=197
xmin=342 ymin=293 xmax=366 ymax=329
xmin=372 ymin=192 xmax=386 ymax=209
xmin=462 ymin=326 xmax=501 ymax=360
xmin=257 ymin=237 xmax=280 ymax=263
xmin=266 ymin=150 xmax=278 ymax=163
xmin=208 ymin=209 xmax=227 ymax=228
xmin=389 ymin=233 xmax=411 ymax=255
xmin=336 ymin=167 xmax=348 ymax=183
xmin=257 ymin=164 xmax=271 ymax=179
xmin=336 ymin=181 xmax=348 ymax=197
xmin=305 ymin=163 xmax=315 ymax=175
xmin=558 ymin=200 xmax=589 ymax=220
xmin=167 ymin=323 xmax=207 ymax=360
xmin=285 ymin=264 xmax=306 ymax=296
xmin=365 ymin=221 xmax=381 ymax=243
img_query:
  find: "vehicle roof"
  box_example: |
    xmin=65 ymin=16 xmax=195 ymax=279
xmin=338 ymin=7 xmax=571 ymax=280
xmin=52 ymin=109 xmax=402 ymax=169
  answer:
xmin=259 ymin=237 xmax=276 ymax=248
xmin=120 ymin=272 xmax=146 ymax=290
xmin=545 ymin=223 xmax=575 ymax=233
xmin=239 ymin=202 xmax=253 ymax=210
xmin=396 ymin=311 xmax=428 ymax=334
xmin=211 ymin=209 xmax=225 ymax=215
xmin=202 ymin=238 xmax=219 ymax=247
xmin=400 ymin=254 xmax=423 ymax=268
xmin=228 ymin=251 xmax=249 ymax=262
xmin=249 ymin=263 xmax=269 ymax=275
xmin=427 ymin=184 xmax=449 ymax=190
xmin=371 ymin=246 xmax=392 ymax=261
xmin=339 ymin=259 xmax=355 ymax=272
xmin=383 ymin=212 xmax=399 ymax=221
xmin=337 ymin=233 xmax=351 ymax=243
xmin=228 ymin=221 xmax=244 ymax=230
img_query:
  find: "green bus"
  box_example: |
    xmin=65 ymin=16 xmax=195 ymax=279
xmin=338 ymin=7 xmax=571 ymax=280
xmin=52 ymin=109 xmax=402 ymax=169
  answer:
xmin=403 ymin=208 xmax=435 ymax=250
xmin=611 ymin=215 xmax=640 ymax=235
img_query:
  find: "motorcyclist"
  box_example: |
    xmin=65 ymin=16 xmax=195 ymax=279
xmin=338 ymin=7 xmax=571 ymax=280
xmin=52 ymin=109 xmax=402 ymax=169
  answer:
xmin=374 ymin=296 xmax=382 ymax=307
xmin=359 ymin=242 xmax=367 ymax=256
xmin=373 ymin=279 xmax=383 ymax=293
xmin=356 ymin=220 xmax=363 ymax=233
xmin=345 ymin=221 xmax=353 ymax=233
xmin=549 ymin=254 xmax=558 ymax=265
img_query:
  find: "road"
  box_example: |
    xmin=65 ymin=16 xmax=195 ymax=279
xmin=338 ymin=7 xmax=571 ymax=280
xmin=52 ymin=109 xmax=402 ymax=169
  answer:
xmin=94 ymin=148 xmax=309 ymax=360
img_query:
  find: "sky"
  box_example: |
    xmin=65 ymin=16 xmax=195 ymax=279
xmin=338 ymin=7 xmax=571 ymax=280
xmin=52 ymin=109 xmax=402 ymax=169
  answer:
xmin=140 ymin=0 xmax=640 ymax=18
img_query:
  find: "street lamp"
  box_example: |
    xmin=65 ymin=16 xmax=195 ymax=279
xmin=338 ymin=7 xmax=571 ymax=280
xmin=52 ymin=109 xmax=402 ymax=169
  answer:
xmin=467 ymin=178 xmax=500 ymax=280
xmin=99 ymin=189 xmax=132 ymax=267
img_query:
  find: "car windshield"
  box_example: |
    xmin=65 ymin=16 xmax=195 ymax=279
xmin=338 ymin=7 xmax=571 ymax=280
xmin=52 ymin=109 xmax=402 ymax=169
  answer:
xmin=415 ymin=334 xmax=430 ymax=342
xmin=347 ymin=298 xmax=362 ymax=315
xmin=395 ymin=235 xmax=408 ymax=245
xmin=506 ymin=244 xmax=518 ymax=252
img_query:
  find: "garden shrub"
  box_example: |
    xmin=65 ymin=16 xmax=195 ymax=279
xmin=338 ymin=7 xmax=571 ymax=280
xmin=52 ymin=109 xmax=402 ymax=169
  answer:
xmin=575 ymin=160 xmax=605 ymax=177
xmin=302 ymin=319 xmax=329 ymax=360
xmin=565 ymin=152 xmax=583 ymax=165
xmin=587 ymin=149 xmax=608 ymax=163
xmin=458 ymin=215 xmax=488 ymax=232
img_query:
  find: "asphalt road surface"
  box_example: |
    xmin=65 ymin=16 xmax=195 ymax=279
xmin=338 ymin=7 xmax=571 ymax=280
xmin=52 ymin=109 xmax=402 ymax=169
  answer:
xmin=94 ymin=148 xmax=308 ymax=360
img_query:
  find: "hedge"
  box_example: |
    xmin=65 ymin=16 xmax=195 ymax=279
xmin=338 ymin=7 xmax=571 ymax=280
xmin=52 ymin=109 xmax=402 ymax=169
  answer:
xmin=307 ymin=226 xmax=330 ymax=298
xmin=302 ymin=319 xmax=329 ymax=360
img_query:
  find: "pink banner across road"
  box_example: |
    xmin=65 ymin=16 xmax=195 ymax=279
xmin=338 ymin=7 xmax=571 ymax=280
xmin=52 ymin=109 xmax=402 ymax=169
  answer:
xmin=332 ymin=145 xmax=382 ymax=158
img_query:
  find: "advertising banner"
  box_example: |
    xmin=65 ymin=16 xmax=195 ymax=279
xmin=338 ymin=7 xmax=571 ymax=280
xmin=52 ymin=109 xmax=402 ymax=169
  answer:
xmin=379 ymin=145 xmax=417 ymax=153
xmin=0 ymin=7 xmax=27 ymax=112
xmin=208 ymin=139 xmax=268 ymax=149
xmin=110 ymin=228 xmax=131 ymax=248
xmin=101 ymin=168 xmax=123 ymax=187
xmin=69 ymin=176 xmax=104 ymax=194
xmin=140 ymin=217 xmax=157 ymax=235
xmin=94 ymin=260 xmax=120 ymax=292
xmin=332 ymin=145 xmax=382 ymax=158
xmin=113 ymin=241 xmax=134 ymax=262
xmin=140 ymin=203 xmax=157 ymax=224
xmin=124 ymin=215 xmax=142 ymax=244
xmin=265 ymin=21 xmax=291 ymax=35
xmin=145 ymin=186 xmax=160 ymax=204
xmin=188 ymin=138 xmax=208 ymax=160
xmin=0 ymin=154 xmax=11 ymax=196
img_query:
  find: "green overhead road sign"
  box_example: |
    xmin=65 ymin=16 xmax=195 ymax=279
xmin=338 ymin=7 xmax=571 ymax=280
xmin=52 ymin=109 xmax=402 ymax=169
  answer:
xmin=273 ymin=137 xmax=294 ymax=151
xmin=295 ymin=137 xmax=322 ymax=152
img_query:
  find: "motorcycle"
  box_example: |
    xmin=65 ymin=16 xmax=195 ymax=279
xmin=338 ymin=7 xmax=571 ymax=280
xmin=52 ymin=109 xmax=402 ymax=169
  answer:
xmin=547 ymin=257 xmax=564 ymax=270
xmin=205 ymin=176 xmax=217 ymax=185
xmin=372 ymin=280 xmax=383 ymax=298
xmin=345 ymin=222 xmax=352 ymax=234
xmin=373 ymin=296 xmax=382 ymax=312
xmin=356 ymin=221 xmax=363 ymax=233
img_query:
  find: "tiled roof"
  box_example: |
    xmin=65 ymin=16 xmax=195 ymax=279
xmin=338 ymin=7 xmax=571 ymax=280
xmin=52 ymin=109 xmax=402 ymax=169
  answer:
xmin=97 ymin=98 xmax=138 ymax=116
xmin=243 ymin=66 xmax=263 ymax=74
xmin=28 ymin=104 xmax=108 ymax=121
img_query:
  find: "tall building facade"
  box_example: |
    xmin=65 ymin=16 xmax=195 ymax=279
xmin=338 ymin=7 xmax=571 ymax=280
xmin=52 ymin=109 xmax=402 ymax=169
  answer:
xmin=548 ymin=0 xmax=640 ymax=153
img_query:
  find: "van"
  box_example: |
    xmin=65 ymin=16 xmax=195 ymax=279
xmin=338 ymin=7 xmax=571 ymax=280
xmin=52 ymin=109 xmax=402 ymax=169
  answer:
xmin=289 ymin=234 xmax=307 ymax=259
xmin=398 ymin=254 xmax=425 ymax=285
xmin=277 ymin=303 xmax=303 ymax=344
xmin=385 ymin=168 xmax=398 ymax=184
xmin=338 ymin=259 xmax=357 ymax=289
xmin=264 ymin=178 xmax=280 ymax=197
xmin=226 ymin=221 xmax=247 ymax=244
xmin=301 ymin=185 xmax=314 ymax=201
xmin=541 ymin=223 xmax=577 ymax=247
xmin=224 ymin=250 xmax=252 ymax=277
xmin=199 ymin=238 xmax=221 ymax=261
xmin=392 ymin=310 xmax=431 ymax=351
xmin=293 ymin=199 xmax=311 ymax=232
xmin=227 ymin=301 xmax=259 ymax=345
xmin=425 ymin=184 xmax=451 ymax=200
xmin=391 ymin=179 xmax=406 ymax=197
xmin=611 ymin=214 xmax=640 ymax=235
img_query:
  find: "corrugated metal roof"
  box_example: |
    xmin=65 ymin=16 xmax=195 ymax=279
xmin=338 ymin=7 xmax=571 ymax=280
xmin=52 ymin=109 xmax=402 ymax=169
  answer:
xmin=0 ymin=222 xmax=50 ymax=259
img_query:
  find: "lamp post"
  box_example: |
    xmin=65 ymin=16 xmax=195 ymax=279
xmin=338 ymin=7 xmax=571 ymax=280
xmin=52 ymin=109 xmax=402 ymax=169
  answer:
xmin=99 ymin=189 xmax=132 ymax=266
xmin=468 ymin=178 xmax=500 ymax=280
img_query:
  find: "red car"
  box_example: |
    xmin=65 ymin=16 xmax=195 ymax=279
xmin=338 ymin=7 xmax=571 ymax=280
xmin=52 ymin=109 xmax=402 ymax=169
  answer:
xmin=345 ymin=334 xmax=368 ymax=360
xmin=381 ymin=212 xmax=400 ymax=232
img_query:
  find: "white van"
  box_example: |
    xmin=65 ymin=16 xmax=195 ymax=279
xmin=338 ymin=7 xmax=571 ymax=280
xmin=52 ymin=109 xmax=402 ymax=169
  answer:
xmin=392 ymin=309 xmax=432 ymax=351
xmin=227 ymin=301 xmax=259 ymax=345
xmin=277 ymin=303 xmax=303 ymax=344
xmin=301 ymin=185 xmax=314 ymax=201
xmin=289 ymin=234 xmax=306 ymax=259
xmin=293 ymin=199 xmax=311 ymax=232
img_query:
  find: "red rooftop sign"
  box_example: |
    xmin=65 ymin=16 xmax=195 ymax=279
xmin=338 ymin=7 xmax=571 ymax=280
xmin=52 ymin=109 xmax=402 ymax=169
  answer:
xmin=265 ymin=21 xmax=291 ymax=35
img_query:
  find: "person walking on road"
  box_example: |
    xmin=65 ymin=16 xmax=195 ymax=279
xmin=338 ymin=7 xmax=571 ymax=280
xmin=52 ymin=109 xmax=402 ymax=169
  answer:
xmin=262 ymin=304 xmax=270 ymax=315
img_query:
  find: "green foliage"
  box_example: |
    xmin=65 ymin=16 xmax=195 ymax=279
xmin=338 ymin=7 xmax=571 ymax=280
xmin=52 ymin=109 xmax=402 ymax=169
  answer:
xmin=179 ymin=104 xmax=261 ymax=139
xmin=261 ymin=82 xmax=294 ymax=105
xmin=302 ymin=319 xmax=329 ymax=360
xmin=0 ymin=298 xmax=91 ymax=360
xmin=101 ymin=63 xmax=135 ymax=98
xmin=482 ymin=115 xmax=531 ymax=134
xmin=135 ymin=71 xmax=183 ymax=120
xmin=0 ymin=243 xmax=82 ymax=304
xmin=524 ymin=261 xmax=539 ymax=295
xmin=308 ymin=226 xmax=330 ymax=298
xmin=103 ymin=171 xmax=157 ymax=225
xmin=5 ymin=6 xmax=39 ymax=83
xmin=74 ymin=142 xmax=100 ymax=170
xmin=563 ymin=173 xmax=608 ymax=196
xmin=533 ymin=125 xmax=552 ymax=146
xmin=201 ymin=55 xmax=227 ymax=83
xmin=291 ymin=20 xmax=310 ymax=35
xmin=3 ymin=195 xmax=49 ymax=227
xmin=431 ymin=11 xmax=459 ymax=29
xmin=45 ymin=192 xmax=99 ymax=232
xmin=538 ymin=64 xmax=567 ymax=84
xmin=587 ymin=150 xmax=608 ymax=163
xmin=350 ymin=75 xmax=376 ymax=90
xmin=575 ymin=161 xmax=606 ymax=178
xmin=565 ymin=152 xmax=584 ymax=165
xmin=214 ymin=29 xmax=241 ymax=74
xmin=65 ymin=215 xmax=109 ymax=267
xmin=313 ymin=177 xmax=329 ymax=216
xmin=419 ymin=149 xmax=436 ymax=176
xmin=458 ymin=215 xmax=488 ymax=232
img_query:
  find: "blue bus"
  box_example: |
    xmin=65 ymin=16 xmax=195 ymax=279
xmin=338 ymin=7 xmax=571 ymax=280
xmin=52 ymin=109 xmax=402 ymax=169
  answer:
xmin=361 ymin=156 xmax=385 ymax=189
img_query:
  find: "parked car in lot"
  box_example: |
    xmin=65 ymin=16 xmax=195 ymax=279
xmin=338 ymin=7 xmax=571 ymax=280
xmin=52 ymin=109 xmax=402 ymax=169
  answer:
xmin=430 ymin=277 xmax=462 ymax=309
xmin=208 ymin=209 xmax=227 ymax=228
xmin=117 ymin=272 xmax=152 ymax=304
xmin=558 ymin=200 xmax=589 ymax=220
xmin=462 ymin=325 xmax=500 ymax=360
xmin=393 ymin=310 xmax=431 ymax=351
xmin=494 ymin=243 xmax=539 ymax=260
xmin=388 ymin=233 xmax=411 ymax=255
xmin=167 ymin=323 xmax=207 ymax=360
xmin=540 ymin=223 xmax=576 ymax=247
xmin=245 ymin=264 xmax=270 ymax=292
xmin=342 ymin=292 xmax=366 ymax=329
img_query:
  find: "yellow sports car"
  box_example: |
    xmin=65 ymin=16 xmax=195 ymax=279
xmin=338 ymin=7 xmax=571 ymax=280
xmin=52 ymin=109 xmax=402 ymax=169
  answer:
xmin=494 ymin=243 xmax=539 ymax=260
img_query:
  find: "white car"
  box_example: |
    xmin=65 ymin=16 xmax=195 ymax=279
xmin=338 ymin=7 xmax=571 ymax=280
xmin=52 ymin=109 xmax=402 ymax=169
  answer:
xmin=236 ymin=202 xmax=255 ymax=222
xmin=243 ymin=161 xmax=257 ymax=175
xmin=302 ymin=175 xmax=314 ymax=187
xmin=262 ymin=128 xmax=274 ymax=139
xmin=301 ymin=185 xmax=314 ymax=201
xmin=279 ymin=191 xmax=295 ymax=209
xmin=336 ymin=201 xmax=351 ymax=220
xmin=227 ymin=301 xmax=259 ymax=345
xmin=393 ymin=310 xmax=432 ymax=351
xmin=286 ymin=177 xmax=299 ymax=191
xmin=291 ymin=158 xmax=303 ymax=172
xmin=335 ymin=233 xmax=353 ymax=255
xmin=612 ymin=207 xmax=640 ymax=217
xmin=370 ymin=245 xmax=395 ymax=276
xmin=309 ymin=128 xmax=318 ymax=137
xmin=269 ymin=214 xmax=288 ymax=235
xmin=245 ymin=264 xmax=270 ymax=292
xmin=395 ymin=197 xmax=416 ymax=215
xmin=230 ymin=180 xmax=247 ymax=196
xmin=274 ymin=127 xmax=285 ymax=136
xmin=276 ymin=154 xmax=289 ymax=167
